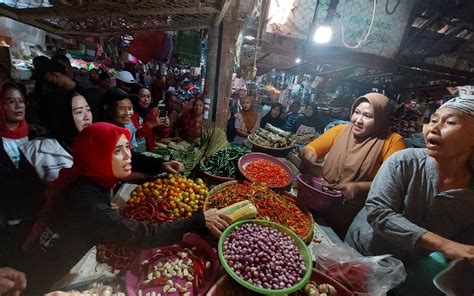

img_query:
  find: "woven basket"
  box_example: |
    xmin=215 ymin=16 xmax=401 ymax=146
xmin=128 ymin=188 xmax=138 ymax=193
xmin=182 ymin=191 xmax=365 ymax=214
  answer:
xmin=205 ymin=181 xmax=314 ymax=244
xmin=248 ymin=137 xmax=294 ymax=157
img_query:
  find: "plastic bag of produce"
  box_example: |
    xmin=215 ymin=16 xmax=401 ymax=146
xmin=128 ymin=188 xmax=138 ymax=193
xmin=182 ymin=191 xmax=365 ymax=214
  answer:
xmin=312 ymin=243 xmax=406 ymax=295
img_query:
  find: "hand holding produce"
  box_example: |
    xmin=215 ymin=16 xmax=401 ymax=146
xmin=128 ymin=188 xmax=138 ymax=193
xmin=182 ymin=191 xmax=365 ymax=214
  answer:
xmin=203 ymin=209 xmax=232 ymax=238
xmin=335 ymin=182 xmax=360 ymax=200
xmin=161 ymin=161 xmax=185 ymax=174
xmin=223 ymin=223 xmax=306 ymax=290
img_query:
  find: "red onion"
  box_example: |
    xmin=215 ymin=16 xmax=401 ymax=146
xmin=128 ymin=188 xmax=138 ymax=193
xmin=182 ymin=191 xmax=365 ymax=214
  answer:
xmin=223 ymin=223 xmax=306 ymax=289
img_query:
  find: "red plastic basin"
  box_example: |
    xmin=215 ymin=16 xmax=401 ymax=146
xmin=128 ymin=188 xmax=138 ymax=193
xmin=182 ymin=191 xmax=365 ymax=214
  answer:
xmin=296 ymin=174 xmax=343 ymax=211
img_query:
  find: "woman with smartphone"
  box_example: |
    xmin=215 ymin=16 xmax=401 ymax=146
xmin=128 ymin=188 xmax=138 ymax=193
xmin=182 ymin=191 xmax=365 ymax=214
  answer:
xmin=131 ymin=87 xmax=170 ymax=152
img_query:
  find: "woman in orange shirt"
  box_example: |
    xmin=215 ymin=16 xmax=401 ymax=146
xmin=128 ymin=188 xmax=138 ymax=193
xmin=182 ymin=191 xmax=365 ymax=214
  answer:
xmin=302 ymin=93 xmax=406 ymax=237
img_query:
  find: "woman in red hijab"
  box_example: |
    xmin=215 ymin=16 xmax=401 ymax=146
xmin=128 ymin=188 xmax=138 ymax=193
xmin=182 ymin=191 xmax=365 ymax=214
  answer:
xmin=22 ymin=122 xmax=230 ymax=294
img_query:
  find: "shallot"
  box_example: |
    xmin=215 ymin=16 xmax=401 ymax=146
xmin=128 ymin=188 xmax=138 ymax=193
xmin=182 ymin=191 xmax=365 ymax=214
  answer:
xmin=223 ymin=223 xmax=306 ymax=290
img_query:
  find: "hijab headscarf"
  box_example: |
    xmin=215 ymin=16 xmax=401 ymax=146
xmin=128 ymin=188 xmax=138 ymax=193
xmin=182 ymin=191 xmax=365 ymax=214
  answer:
xmin=293 ymin=103 xmax=323 ymax=132
xmin=51 ymin=122 xmax=131 ymax=199
xmin=71 ymin=122 xmax=131 ymax=188
xmin=0 ymin=81 xmax=29 ymax=139
xmin=322 ymin=93 xmax=392 ymax=187
xmin=261 ymin=103 xmax=285 ymax=128
xmin=440 ymin=94 xmax=474 ymax=116
xmin=23 ymin=123 xmax=130 ymax=250
xmin=130 ymin=86 xmax=157 ymax=119
xmin=240 ymin=96 xmax=258 ymax=132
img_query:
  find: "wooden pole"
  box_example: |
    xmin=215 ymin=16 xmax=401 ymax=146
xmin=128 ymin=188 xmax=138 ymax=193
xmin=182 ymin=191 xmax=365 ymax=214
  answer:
xmin=205 ymin=26 xmax=219 ymax=120
xmin=213 ymin=1 xmax=242 ymax=129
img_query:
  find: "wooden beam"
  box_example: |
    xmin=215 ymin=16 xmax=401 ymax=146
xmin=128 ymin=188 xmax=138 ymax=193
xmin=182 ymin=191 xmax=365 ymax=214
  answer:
xmin=399 ymin=12 xmax=442 ymax=54
xmin=315 ymin=67 xmax=358 ymax=77
xmin=55 ymin=24 xmax=211 ymax=37
xmin=401 ymin=82 xmax=462 ymax=91
xmin=213 ymin=0 xmax=232 ymax=27
xmin=256 ymin=53 xmax=270 ymax=63
xmin=399 ymin=59 xmax=473 ymax=81
xmin=0 ymin=7 xmax=70 ymax=38
xmin=421 ymin=25 xmax=468 ymax=57
xmin=17 ymin=5 xmax=219 ymax=19
xmin=0 ymin=6 xmax=19 ymax=19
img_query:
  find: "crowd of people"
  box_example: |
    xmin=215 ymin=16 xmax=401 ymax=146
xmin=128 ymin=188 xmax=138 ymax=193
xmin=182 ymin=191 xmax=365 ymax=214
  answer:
xmin=0 ymin=54 xmax=221 ymax=294
xmin=0 ymin=52 xmax=473 ymax=295
xmin=227 ymin=91 xmax=326 ymax=143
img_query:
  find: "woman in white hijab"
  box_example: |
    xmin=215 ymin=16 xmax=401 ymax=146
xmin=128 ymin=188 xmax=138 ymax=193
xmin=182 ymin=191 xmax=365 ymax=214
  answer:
xmin=346 ymin=95 xmax=474 ymax=293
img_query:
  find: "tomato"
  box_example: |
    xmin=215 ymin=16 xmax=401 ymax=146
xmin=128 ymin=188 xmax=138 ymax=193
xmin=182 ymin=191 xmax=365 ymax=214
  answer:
xmin=170 ymin=201 xmax=176 ymax=209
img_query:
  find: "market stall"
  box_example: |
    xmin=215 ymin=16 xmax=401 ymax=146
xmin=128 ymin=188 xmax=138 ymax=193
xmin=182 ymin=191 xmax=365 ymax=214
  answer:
xmin=1 ymin=0 xmax=473 ymax=295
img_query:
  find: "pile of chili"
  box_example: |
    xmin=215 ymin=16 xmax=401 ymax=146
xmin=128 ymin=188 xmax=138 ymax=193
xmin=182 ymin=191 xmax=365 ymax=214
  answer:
xmin=207 ymin=182 xmax=311 ymax=238
xmin=96 ymin=244 xmax=136 ymax=271
xmin=242 ymin=159 xmax=290 ymax=187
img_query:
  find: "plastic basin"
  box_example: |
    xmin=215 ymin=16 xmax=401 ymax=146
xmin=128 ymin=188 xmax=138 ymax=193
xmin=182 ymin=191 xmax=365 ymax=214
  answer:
xmin=238 ymin=152 xmax=293 ymax=189
xmin=218 ymin=219 xmax=313 ymax=295
xmin=296 ymin=174 xmax=343 ymax=211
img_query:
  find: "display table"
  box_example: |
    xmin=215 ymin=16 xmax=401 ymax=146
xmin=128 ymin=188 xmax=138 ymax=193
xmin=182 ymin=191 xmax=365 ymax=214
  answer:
xmin=53 ymin=220 xmax=340 ymax=292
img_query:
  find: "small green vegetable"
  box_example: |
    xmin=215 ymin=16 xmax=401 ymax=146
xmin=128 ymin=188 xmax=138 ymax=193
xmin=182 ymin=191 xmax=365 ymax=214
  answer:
xmin=200 ymin=144 xmax=250 ymax=178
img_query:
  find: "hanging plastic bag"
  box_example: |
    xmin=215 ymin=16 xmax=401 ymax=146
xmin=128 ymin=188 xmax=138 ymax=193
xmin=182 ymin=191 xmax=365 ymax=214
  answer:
xmin=312 ymin=243 xmax=407 ymax=296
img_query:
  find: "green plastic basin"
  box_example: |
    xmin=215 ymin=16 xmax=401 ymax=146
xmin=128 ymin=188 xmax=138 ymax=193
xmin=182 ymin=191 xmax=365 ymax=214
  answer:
xmin=218 ymin=219 xmax=313 ymax=295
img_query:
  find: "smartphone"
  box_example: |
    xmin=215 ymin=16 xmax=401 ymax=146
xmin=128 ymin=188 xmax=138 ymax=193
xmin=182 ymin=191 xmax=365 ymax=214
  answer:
xmin=158 ymin=107 xmax=167 ymax=117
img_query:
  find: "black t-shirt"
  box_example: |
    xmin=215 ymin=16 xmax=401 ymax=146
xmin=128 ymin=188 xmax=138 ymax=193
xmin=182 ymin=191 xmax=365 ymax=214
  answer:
xmin=22 ymin=177 xmax=206 ymax=294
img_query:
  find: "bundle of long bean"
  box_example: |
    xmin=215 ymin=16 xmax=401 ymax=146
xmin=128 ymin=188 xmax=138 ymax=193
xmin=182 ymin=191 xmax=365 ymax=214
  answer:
xmin=206 ymin=182 xmax=312 ymax=239
xmin=200 ymin=144 xmax=250 ymax=178
xmin=201 ymin=120 xmax=229 ymax=157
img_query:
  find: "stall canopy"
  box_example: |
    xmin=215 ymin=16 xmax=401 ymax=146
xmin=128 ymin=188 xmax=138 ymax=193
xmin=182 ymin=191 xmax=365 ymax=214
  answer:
xmin=240 ymin=0 xmax=474 ymax=92
xmin=0 ymin=0 xmax=234 ymax=37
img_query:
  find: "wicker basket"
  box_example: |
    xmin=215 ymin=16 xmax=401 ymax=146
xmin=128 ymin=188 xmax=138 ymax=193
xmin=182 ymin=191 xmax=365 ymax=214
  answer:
xmin=205 ymin=181 xmax=314 ymax=244
xmin=248 ymin=137 xmax=294 ymax=157
xmin=199 ymin=158 xmax=235 ymax=183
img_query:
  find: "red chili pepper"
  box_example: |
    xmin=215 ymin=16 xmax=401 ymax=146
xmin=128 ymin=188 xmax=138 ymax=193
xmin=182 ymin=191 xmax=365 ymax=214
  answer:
xmin=140 ymin=277 xmax=168 ymax=289
xmin=208 ymin=182 xmax=311 ymax=238
xmin=243 ymin=159 xmax=289 ymax=187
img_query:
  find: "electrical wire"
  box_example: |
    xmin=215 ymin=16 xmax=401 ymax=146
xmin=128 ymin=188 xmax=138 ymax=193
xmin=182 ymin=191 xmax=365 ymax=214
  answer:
xmin=385 ymin=0 xmax=401 ymax=15
xmin=339 ymin=0 xmax=377 ymax=49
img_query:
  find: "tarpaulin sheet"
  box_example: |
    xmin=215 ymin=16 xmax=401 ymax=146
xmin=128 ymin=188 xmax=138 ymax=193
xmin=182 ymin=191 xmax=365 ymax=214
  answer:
xmin=128 ymin=31 xmax=166 ymax=63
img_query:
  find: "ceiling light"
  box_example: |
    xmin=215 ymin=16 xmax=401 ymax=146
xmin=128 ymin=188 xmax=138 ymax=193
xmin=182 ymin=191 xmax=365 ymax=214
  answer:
xmin=295 ymin=58 xmax=301 ymax=63
xmin=313 ymin=25 xmax=333 ymax=44
xmin=244 ymin=35 xmax=256 ymax=41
